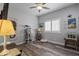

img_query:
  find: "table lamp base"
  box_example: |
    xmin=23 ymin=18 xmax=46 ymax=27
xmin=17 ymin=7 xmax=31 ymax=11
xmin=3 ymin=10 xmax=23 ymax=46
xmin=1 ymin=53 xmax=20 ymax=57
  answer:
xmin=0 ymin=49 xmax=9 ymax=56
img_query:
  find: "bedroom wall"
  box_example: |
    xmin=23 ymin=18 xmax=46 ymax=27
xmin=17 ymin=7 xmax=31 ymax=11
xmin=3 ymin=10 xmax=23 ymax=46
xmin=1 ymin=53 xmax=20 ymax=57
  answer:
xmin=38 ymin=4 xmax=79 ymax=45
xmin=7 ymin=3 xmax=38 ymax=45
xmin=0 ymin=3 xmax=3 ymax=14
xmin=0 ymin=3 xmax=4 ymax=44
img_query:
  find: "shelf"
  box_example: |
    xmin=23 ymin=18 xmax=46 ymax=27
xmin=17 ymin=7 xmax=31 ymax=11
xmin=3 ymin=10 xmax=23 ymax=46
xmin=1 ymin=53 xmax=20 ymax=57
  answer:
xmin=66 ymin=45 xmax=76 ymax=48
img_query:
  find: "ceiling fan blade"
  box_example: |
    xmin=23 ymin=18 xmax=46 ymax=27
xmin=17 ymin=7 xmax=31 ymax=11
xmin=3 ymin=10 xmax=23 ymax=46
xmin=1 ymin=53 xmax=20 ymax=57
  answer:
xmin=42 ymin=7 xmax=50 ymax=9
xmin=30 ymin=6 xmax=36 ymax=8
xmin=35 ymin=3 xmax=46 ymax=5
xmin=42 ymin=3 xmax=46 ymax=5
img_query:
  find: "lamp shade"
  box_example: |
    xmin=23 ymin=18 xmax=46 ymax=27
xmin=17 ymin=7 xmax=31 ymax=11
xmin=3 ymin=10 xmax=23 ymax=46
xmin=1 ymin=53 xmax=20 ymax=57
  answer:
xmin=0 ymin=20 xmax=15 ymax=36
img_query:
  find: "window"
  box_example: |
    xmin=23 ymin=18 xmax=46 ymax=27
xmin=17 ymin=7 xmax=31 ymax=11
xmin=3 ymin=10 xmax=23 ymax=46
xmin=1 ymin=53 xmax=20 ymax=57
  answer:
xmin=45 ymin=21 xmax=51 ymax=32
xmin=52 ymin=20 xmax=60 ymax=32
xmin=44 ymin=19 xmax=60 ymax=32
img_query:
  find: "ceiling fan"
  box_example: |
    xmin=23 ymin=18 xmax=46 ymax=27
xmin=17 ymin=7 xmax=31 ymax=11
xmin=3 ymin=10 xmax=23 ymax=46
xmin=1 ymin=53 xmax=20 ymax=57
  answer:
xmin=30 ymin=3 xmax=50 ymax=12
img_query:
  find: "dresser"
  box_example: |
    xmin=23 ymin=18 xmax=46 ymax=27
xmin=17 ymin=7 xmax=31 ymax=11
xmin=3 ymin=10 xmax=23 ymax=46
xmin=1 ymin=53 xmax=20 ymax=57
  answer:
xmin=64 ymin=34 xmax=79 ymax=51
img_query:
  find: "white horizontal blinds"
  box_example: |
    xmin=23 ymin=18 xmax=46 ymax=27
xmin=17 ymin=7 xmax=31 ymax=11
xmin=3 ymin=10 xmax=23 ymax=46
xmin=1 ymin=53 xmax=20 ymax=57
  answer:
xmin=45 ymin=21 xmax=51 ymax=32
xmin=44 ymin=19 xmax=60 ymax=32
xmin=52 ymin=20 xmax=60 ymax=32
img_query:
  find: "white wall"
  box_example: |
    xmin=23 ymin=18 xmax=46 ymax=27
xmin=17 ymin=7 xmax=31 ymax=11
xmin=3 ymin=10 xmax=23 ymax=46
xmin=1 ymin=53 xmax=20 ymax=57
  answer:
xmin=0 ymin=3 xmax=3 ymax=14
xmin=8 ymin=3 xmax=38 ymax=44
xmin=38 ymin=4 xmax=79 ymax=45
xmin=0 ymin=3 xmax=4 ymax=44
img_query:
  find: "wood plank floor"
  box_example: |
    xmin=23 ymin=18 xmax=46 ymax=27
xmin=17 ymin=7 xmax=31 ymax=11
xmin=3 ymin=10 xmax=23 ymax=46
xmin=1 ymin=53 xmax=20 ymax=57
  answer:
xmin=18 ymin=42 xmax=79 ymax=56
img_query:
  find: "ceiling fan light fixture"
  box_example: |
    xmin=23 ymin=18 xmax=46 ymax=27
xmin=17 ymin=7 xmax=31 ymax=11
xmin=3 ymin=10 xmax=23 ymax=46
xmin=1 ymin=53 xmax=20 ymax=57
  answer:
xmin=37 ymin=6 xmax=43 ymax=10
xmin=30 ymin=3 xmax=50 ymax=12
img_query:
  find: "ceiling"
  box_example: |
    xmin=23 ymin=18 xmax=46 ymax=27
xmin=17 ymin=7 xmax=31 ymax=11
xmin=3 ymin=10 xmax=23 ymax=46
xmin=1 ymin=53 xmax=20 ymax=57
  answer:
xmin=10 ymin=3 xmax=75 ymax=16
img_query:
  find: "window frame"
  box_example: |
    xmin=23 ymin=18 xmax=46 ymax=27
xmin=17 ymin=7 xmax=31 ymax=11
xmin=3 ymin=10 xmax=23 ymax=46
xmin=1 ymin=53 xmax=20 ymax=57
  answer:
xmin=44 ymin=19 xmax=60 ymax=33
xmin=44 ymin=20 xmax=52 ymax=32
xmin=51 ymin=19 xmax=60 ymax=33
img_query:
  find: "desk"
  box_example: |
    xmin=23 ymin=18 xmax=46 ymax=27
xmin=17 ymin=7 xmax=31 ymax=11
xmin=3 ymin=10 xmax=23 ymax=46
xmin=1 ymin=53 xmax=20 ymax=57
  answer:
xmin=0 ymin=48 xmax=21 ymax=56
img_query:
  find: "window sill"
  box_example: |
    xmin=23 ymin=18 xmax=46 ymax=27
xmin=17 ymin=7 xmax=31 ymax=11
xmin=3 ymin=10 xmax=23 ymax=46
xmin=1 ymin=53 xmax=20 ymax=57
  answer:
xmin=44 ymin=31 xmax=61 ymax=33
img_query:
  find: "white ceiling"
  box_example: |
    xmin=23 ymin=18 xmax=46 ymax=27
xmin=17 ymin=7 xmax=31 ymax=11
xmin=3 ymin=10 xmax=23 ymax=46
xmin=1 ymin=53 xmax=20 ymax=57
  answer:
xmin=10 ymin=3 xmax=75 ymax=16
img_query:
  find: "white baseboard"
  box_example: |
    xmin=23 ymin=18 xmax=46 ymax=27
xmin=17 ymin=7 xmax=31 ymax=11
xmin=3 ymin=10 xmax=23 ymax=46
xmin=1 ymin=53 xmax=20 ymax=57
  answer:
xmin=0 ymin=41 xmax=25 ymax=46
xmin=16 ymin=41 xmax=25 ymax=45
xmin=0 ymin=42 xmax=13 ymax=46
xmin=5 ymin=40 xmax=64 ymax=46
xmin=48 ymin=40 xmax=64 ymax=46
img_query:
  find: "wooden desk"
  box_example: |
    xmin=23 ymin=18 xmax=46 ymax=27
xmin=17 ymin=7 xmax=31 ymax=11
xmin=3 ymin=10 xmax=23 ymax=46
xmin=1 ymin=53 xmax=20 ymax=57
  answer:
xmin=0 ymin=48 xmax=21 ymax=56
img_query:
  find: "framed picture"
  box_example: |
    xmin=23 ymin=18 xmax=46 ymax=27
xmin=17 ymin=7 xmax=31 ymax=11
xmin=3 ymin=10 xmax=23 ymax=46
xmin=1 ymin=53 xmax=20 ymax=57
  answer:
xmin=68 ymin=18 xmax=76 ymax=29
